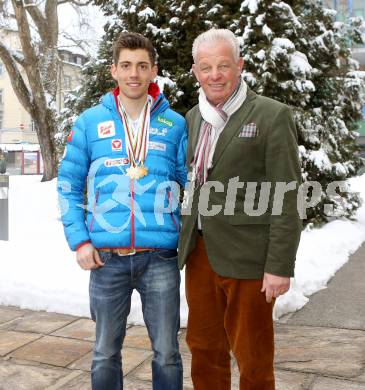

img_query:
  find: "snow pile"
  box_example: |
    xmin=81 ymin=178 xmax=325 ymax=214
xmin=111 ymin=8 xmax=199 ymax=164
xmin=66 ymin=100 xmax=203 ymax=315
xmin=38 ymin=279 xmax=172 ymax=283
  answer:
xmin=0 ymin=176 xmax=188 ymax=323
xmin=241 ymin=0 xmax=260 ymax=14
xmin=1 ymin=174 xmax=365 ymax=326
xmin=274 ymin=174 xmax=365 ymax=319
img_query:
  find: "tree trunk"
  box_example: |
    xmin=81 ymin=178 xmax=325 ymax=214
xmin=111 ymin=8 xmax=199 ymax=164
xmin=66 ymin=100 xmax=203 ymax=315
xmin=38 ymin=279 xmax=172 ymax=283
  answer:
xmin=1 ymin=0 xmax=91 ymax=181
xmin=31 ymin=106 xmax=59 ymax=182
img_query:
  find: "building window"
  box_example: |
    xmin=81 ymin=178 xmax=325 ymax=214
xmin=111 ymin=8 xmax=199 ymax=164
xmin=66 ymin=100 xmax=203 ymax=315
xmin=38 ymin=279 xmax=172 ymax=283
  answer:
xmin=63 ymin=75 xmax=72 ymax=89
xmin=353 ymin=0 xmax=365 ymax=9
xmin=0 ymin=89 xmax=3 ymax=105
xmin=62 ymin=52 xmax=69 ymax=62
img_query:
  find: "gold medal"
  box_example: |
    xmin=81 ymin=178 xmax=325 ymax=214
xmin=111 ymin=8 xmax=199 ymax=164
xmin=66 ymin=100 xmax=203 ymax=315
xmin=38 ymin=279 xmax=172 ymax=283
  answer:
xmin=136 ymin=165 xmax=148 ymax=179
xmin=126 ymin=165 xmax=149 ymax=179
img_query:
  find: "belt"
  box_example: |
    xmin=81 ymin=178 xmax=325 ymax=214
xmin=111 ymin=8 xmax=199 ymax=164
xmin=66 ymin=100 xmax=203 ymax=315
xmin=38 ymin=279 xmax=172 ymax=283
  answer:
xmin=99 ymin=248 xmax=153 ymax=256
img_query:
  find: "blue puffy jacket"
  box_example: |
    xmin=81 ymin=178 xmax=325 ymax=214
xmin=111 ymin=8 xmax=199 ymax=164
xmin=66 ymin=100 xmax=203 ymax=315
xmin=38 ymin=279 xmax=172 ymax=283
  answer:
xmin=57 ymin=85 xmax=188 ymax=251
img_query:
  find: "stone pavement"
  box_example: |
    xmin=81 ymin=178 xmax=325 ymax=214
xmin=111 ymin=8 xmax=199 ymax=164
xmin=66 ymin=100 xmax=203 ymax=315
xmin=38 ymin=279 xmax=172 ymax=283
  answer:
xmin=1 ymin=244 xmax=365 ymax=389
xmin=0 ymin=305 xmax=365 ymax=390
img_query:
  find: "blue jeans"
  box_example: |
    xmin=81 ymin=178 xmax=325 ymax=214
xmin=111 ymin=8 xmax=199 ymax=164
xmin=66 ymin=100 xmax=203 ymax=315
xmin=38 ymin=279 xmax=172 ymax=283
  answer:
xmin=89 ymin=249 xmax=183 ymax=390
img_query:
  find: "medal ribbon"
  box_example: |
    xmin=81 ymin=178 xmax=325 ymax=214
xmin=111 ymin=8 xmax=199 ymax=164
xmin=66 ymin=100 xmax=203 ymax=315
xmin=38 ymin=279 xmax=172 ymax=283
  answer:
xmin=117 ymin=96 xmax=151 ymax=167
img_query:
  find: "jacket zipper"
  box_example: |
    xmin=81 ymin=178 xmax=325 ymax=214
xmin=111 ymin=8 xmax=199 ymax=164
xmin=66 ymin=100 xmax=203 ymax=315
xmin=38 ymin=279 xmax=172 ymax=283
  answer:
xmin=113 ymin=91 xmax=137 ymax=250
xmin=131 ymin=179 xmax=135 ymax=248
xmin=89 ymin=190 xmax=100 ymax=233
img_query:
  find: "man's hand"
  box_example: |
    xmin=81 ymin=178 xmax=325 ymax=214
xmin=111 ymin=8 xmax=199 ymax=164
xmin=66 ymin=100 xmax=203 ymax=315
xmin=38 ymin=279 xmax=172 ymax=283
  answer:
xmin=261 ymin=273 xmax=290 ymax=303
xmin=76 ymin=243 xmax=104 ymax=270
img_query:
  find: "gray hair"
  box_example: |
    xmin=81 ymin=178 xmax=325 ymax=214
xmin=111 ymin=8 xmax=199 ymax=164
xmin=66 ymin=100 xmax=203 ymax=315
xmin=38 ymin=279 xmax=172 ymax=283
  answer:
xmin=192 ymin=29 xmax=240 ymax=62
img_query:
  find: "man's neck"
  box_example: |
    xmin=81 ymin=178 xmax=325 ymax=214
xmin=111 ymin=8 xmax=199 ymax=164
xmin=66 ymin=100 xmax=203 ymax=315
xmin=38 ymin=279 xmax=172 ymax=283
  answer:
xmin=119 ymin=93 xmax=149 ymax=121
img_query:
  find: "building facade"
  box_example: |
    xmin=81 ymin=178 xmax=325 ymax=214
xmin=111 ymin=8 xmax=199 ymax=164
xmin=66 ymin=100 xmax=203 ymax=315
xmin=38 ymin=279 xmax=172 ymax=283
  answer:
xmin=323 ymin=0 xmax=365 ymax=154
xmin=323 ymin=0 xmax=365 ymax=68
xmin=0 ymin=27 xmax=86 ymax=174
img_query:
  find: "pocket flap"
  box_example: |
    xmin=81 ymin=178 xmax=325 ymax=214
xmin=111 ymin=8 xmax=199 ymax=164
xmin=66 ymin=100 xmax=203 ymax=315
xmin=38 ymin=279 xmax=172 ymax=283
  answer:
xmin=228 ymin=214 xmax=271 ymax=225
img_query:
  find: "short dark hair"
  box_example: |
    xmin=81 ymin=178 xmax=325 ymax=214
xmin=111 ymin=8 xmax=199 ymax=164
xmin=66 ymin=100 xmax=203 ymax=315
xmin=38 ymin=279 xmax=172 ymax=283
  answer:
xmin=113 ymin=32 xmax=156 ymax=65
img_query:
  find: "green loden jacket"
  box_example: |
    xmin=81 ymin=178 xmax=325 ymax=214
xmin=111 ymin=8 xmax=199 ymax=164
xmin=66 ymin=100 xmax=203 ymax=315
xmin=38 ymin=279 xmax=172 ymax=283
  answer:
xmin=178 ymin=89 xmax=302 ymax=279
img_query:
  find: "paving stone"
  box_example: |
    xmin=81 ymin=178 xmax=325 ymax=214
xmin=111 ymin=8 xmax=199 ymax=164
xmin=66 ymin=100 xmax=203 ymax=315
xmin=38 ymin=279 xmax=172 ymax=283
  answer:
xmin=130 ymin=352 xmax=193 ymax=388
xmin=123 ymin=348 xmax=154 ymax=375
xmin=0 ymin=330 xmax=40 ymax=356
xmin=0 ymin=360 xmax=68 ymax=390
xmin=178 ymin=330 xmax=190 ymax=354
xmin=275 ymin=324 xmax=365 ymax=378
xmin=123 ymin=378 xmax=155 ymax=389
xmin=68 ymin=351 xmax=92 ymax=372
xmin=0 ymin=311 xmax=77 ymax=334
xmin=354 ymin=370 xmax=365 ymax=383
xmin=311 ymin=377 xmax=365 ymax=389
xmin=52 ymin=372 xmax=91 ymax=390
xmin=69 ymin=347 xmax=153 ymax=375
xmin=124 ymin=326 xmax=151 ymax=350
xmin=275 ymin=370 xmax=314 ymax=390
xmin=51 ymin=319 xmax=95 ymax=341
xmin=60 ymin=373 xmax=154 ymax=390
xmin=10 ymin=336 xmax=93 ymax=367
xmin=0 ymin=306 xmax=29 ymax=325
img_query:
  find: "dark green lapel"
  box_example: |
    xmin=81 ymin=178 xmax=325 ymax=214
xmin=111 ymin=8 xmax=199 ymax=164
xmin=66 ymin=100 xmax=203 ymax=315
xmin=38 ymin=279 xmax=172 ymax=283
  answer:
xmin=211 ymin=89 xmax=257 ymax=169
xmin=187 ymin=105 xmax=203 ymax=165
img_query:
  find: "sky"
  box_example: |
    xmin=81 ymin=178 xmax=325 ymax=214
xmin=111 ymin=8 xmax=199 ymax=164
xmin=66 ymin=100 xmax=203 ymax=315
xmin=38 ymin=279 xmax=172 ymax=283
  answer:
xmin=58 ymin=3 xmax=106 ymax=57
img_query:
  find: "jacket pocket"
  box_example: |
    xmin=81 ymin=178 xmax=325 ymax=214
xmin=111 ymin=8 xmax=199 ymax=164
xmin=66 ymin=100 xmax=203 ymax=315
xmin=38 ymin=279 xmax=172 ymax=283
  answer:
xmin=228 ymin=213 xmax=271 ymax=225
xmin=168 ymin=191 xmax=180 ymax=232
xmin=89 ymin=190 xmax=100 ymax=233
xmin=154 ymin=249 xmax=178 ymax=260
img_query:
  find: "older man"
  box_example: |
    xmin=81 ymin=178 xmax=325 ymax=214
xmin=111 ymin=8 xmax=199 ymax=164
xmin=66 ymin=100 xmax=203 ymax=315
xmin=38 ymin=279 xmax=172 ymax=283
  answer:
xmin=178 ymin=29 xmax=302 ymax=389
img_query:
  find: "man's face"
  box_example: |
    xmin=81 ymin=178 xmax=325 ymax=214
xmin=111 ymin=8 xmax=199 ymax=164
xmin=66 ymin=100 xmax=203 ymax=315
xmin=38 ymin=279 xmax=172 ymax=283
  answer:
xmin=192 ymin=40 xmax=243 ymax=106
xmin=111 ymin=49 xmax=158 ymax=100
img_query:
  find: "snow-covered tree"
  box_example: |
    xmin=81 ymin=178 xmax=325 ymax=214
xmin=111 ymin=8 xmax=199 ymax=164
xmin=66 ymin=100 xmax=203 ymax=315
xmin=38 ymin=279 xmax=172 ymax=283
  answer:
xmin=238 ymin=0 xmax=364 ymax=224
xmin=66 ymin=0 xmax=242 ymax=116
xmin=65 ymin=0 xmax=364 ymax=224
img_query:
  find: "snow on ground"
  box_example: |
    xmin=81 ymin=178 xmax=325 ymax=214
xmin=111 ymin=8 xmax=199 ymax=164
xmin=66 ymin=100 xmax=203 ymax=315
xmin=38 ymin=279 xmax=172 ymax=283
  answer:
xmin=0 ymin=174 xmax=365 ymax=326
xmin=274 ymin=174 xmax=365 ymax=319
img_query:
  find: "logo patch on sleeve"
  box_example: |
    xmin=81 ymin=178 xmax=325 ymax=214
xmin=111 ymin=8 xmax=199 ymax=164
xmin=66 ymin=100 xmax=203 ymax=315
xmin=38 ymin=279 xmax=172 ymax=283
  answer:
xmin=149 ymin=141 xmax=166 ymax=152
xmin=98 ymin=121 xmax=115 ymax=138
xmin=111 ymin=139 xmax=122 ymax=151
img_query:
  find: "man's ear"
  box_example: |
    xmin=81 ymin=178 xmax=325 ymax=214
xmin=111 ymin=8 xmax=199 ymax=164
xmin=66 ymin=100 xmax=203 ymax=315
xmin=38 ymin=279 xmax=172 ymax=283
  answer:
xmin=192 ymin=64 xmax=199 ymax=82
xmin=151 ymin=64 xmax=158 ymax=80
xmin=238 ymin=57 xmax=244 ymax=74
xmin=111 ymin=63 xmax=117 ymax=81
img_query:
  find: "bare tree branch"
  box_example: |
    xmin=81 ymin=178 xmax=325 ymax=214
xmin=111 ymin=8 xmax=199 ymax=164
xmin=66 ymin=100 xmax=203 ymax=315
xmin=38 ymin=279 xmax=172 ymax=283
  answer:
xmin=1 ymin=0 xmax=92 ymax=180
xmin=57 ymin=0 xmax=92 ymax=6
xmin=0 ymin=41 xmax=33 ymax=113
xmin=12 ymin=50 xmax=28 ymax=67
xmin=60 ymin=31 xmax=91 ymax=54
xmin=11 ymin=0 xmax=39 ymax=67
xmin=23 ymin=0 xmax=49 ymax=43
xmin=45 ymin=0 xmax=57 ymax=31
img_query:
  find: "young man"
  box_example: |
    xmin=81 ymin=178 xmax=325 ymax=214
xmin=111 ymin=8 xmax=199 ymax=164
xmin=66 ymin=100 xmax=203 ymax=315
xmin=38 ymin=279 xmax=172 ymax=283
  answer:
xmin=178 ymin=29 xmax=302 ymax=389
xmin=58 ymin=32 xmax=187 ymax=390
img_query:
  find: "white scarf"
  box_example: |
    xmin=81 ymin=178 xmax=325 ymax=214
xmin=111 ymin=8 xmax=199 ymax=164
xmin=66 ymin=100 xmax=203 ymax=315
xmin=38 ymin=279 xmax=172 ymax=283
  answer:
xmin=192 ymin=75 xmax=248 ymax=185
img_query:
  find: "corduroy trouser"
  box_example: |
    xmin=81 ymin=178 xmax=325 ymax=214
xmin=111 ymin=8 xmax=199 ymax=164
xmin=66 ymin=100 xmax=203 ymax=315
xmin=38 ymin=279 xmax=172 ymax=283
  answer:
xmin=185 ymin=236 xmax=275 ymax=390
